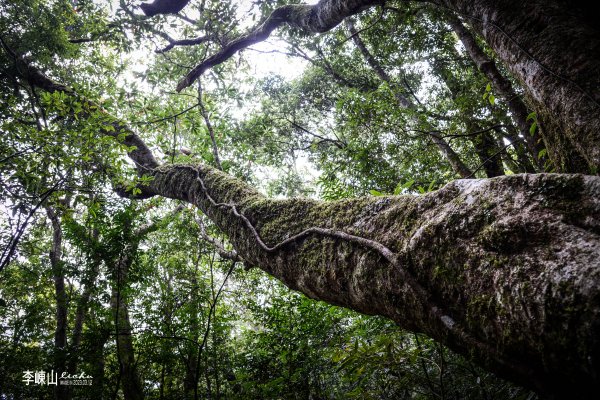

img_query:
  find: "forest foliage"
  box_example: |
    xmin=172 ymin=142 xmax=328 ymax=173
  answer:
xmin=0 ymin=0 xmax=569 ymax=398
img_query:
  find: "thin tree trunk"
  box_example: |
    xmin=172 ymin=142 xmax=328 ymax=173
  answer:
xmin=45 ymin=205 xmax=69 ymax=400
xmin=184 ymin=272 xmax=199 ymax=400
xmin=111 ymin=248 xmax=145 ymax=400
xmin=68 ymin=228 xmax=101 ymax=375
xmin=468 ymin=126 xmax=504 ymax=178
xmin=346 ymin=19 xmax=474 ymax=179
xmin=198 ymin=81 xmax=222 ymax=171
xmin=429 ymin=57 xmax=504 ymax=178
xmin=88 ymin=329 xmax=109 ymax=400
xmin=444 ymin=12 xmax=547 ymax=170
xmin=107 ymin=209 xmax=181 ymax=400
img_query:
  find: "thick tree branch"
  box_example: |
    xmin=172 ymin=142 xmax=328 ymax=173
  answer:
xmin=156 ymin=35 xmax=212 ymax=54
xmin=140 ymin=0 xmax=191 ymax=17
xmin=142 ymin=161 xmax=600 ymax=398
xmin=176 ymin=0 xmax=380 ymax=91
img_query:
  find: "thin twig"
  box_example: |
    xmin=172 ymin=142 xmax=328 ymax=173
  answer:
xmin=197 ymin=81 xmax=222 ymax=170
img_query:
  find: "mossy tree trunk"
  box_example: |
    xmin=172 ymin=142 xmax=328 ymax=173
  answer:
xmin=138 ymin=163 xmax=600 ymax=398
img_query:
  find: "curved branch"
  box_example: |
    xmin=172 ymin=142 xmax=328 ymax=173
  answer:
xmin=176 ymin=0 xmax=380 ymax=91
xmin=197 ymin=81 xmax=222 ymax=170
xmin=156 ymin=35 xmax=212 ymax=54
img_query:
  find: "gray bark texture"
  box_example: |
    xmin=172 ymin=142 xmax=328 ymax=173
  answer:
xmin=433 ymin=0 xmax=600 ymax=173
xmin=444 ymin=12 xmax=546 ymax=171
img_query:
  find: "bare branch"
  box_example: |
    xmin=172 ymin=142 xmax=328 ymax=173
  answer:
xmin=156 ymin=35 xmax=212 ymax=54
xmin=195 ymin=217 xmax=240 ymax=262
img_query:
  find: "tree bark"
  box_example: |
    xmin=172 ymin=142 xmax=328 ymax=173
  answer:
xmin=8 ymin=11 xmax=600 ymax=397
xmin=139 ymin=163 xmax=600 ymax=398
xmin=433 ymin=0 xmax=600 ymax=173
xmin=444 ymin=12 xmax=547 ymax=171
xmin=45 ymin=206 xmax=69 ymax=400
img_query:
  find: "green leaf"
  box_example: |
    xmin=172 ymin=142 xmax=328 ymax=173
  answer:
xmin=529 ymin=121 xmax=537 ymax=136
xmin=394 ymin=179 xmax=415 ymax=194
xmin=369 ymin=189 xmax=383 ymax=196
xmin=538 ymin=148 xmax=547 ymax=158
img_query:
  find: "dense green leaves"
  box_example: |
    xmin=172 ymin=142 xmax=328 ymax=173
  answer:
xmin=0 ymin=0 xmax=541 ymax=398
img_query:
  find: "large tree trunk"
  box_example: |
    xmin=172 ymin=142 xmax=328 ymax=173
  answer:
xmin=434 ymin=0 xmax=600 ymax=173
xmin=8 ymin=4 xmax=600 ymax=396
xmin=139 ymin=164 xmax=600 ymax=398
